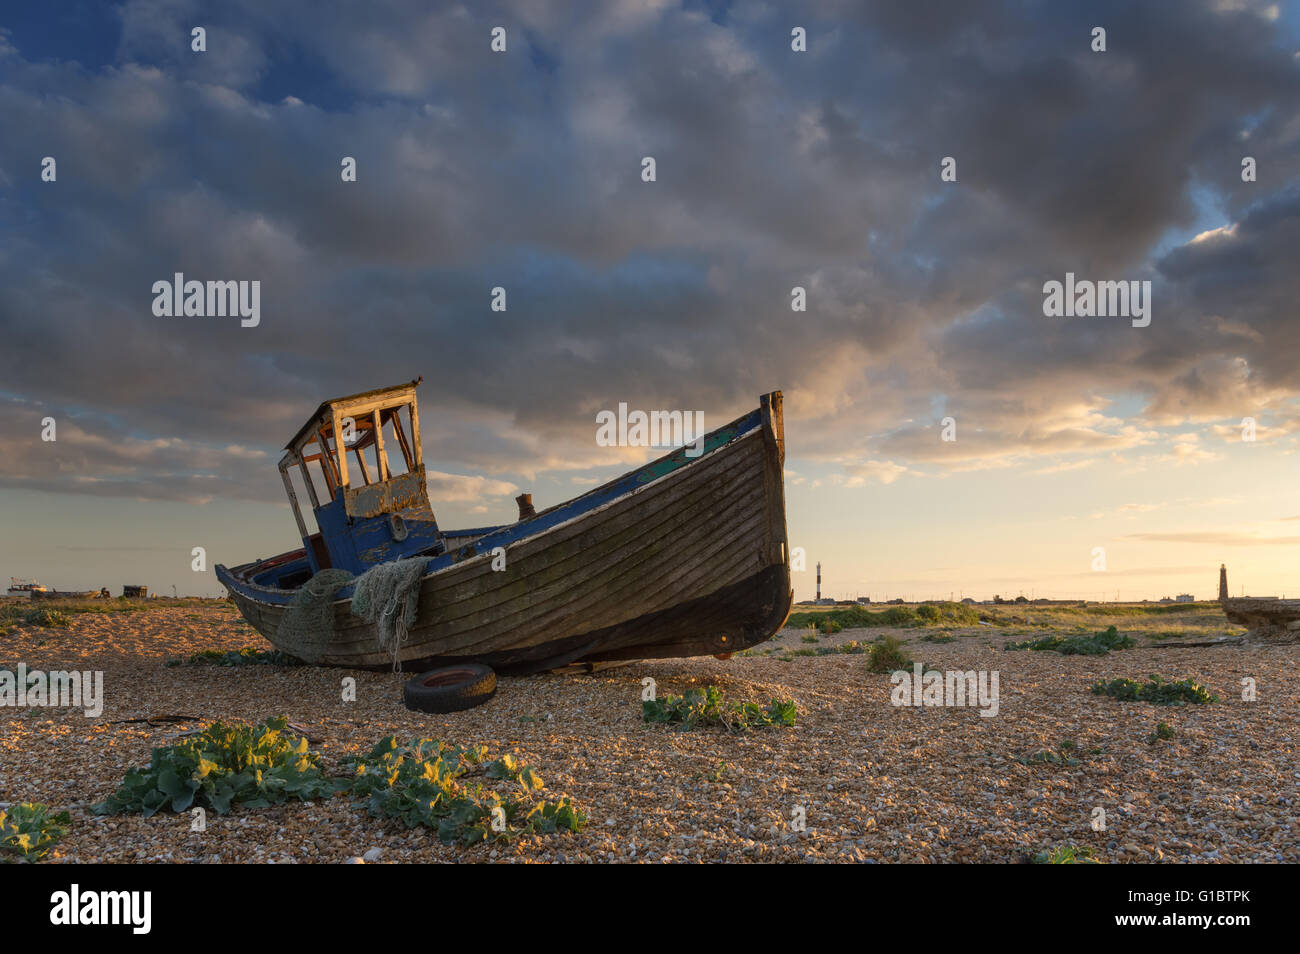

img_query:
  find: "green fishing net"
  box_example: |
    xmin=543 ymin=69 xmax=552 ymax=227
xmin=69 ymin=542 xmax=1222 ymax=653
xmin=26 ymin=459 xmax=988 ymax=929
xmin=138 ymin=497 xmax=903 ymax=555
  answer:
xmin=351 ymin=557 xmax=428 ymax=670
xmin=275 ymin=568 xmax=355 ymax=663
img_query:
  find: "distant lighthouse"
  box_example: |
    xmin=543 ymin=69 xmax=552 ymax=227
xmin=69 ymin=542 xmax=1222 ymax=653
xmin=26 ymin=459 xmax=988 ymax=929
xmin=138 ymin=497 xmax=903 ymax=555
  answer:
xmin=1218 ymin=564 xmax=1228 ymax=602
xmin=816 ymin=562 xmax=821 ymax=602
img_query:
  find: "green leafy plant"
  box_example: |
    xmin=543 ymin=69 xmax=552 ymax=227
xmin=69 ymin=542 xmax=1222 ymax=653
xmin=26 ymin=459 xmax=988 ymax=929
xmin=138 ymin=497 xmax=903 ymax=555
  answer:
xmin=692 ymin=761 xmax=729 ymax=782
xmin=1091 ymin=675 xmax=1217 ymax=706
xmin=22 ymin=608 xmax=69 ymax=628
xmin=865 ymin=634 xmax=912 ymax=673
xmin=92 ymin=716 xmax=339 ymax=816
xmin=1031 ymin=845 xmax=1098 ymax=864
xmin=642 ymin=686 xmax=797 ymax=731
xmin=831 ymin=640 xmax=869 ymax=654
xmin=0 ymin=802 xmax=70 ymax=863
xmin=342 ymin=737 xmax=584 ymax=844
xmin=801 ymin=631 xmax=820 ymax=643
xmin=90 ymin=714 xmax=585 ymax=847
xmin=1148 ymin=721 xmax=1176 ymax=743
xmin=1006 ymin=625 xmax=1135 ymax=656
xmin=1018 ymin=740 xmax=1084 ymax=767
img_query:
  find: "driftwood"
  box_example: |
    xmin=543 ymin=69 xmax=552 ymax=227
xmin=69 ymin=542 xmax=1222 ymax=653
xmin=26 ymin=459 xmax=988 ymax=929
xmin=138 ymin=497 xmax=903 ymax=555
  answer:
xmin=108 ymin=714 xmax=202 ymax=727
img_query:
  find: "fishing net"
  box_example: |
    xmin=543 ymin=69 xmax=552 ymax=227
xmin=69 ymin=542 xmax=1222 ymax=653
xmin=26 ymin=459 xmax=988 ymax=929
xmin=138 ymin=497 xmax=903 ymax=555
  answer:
xmin=350 ymin=557 xmax=428 ymax=671
xmin=275 ymin=568 xmax=356 ymax=663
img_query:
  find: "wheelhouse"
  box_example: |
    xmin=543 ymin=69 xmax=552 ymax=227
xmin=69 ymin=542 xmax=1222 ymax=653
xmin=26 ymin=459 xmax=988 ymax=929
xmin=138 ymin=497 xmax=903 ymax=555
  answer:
xmin=269 ymin=377 xmax=445 ymax=586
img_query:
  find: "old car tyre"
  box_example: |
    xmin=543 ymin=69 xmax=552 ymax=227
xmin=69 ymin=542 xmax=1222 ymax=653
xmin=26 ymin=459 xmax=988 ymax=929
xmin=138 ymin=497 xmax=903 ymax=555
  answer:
xmin=402 ymin=664 xmax=497 ymax=713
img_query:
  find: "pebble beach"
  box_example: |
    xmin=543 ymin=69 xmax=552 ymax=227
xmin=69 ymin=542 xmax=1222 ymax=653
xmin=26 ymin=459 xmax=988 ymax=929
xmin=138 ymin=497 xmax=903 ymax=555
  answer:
xmin=2 ymin=600 xmax=1295 ymax=864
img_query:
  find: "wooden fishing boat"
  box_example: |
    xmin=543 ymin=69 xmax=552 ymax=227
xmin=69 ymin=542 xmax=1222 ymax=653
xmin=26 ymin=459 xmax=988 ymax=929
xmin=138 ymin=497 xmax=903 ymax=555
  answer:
xmin=31 ymin=589 xmax=98 ymax=600
xmin=216 ymin=380 xmax=792 ymax=672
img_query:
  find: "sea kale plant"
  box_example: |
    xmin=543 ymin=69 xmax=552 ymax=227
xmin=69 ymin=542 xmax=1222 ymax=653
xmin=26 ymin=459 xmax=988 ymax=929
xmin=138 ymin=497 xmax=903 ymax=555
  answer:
xmin=92 ymin=716 xmax=338 ymax=816
xmin=0 ymin=802 xmax=70 ymax=863
xmin=93 ymin=718 xmax=586 ymax=846
xmin=342 ymin=737 xmax=585 ymax=844
xmin=1031 ymin=845 xmax=1099 ymax=864
xmin=1091 ymin=675 xmax=1217 ymax=706
xmin=642 ymin=685 xmax=797 ymax=731
xmin=1006 ymin=625 xmax=1135 ymax=656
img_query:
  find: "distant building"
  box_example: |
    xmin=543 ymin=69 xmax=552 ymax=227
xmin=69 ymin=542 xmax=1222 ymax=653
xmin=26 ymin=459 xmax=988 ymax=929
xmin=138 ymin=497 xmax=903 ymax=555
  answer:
xmin=815 ymin=598 xmax=836 ymax=606
xmin=1158 ymin=596 xmax=1173 ymax=604
xmin=961 ymin=597 xmax=976 ymax=605
xmin=1218 ymin=564 xmax=1228 ymax=602
xmin=857 ymin=597 xmax=872 ymax=605
xmin=1175 ymin=593 xmax=1194 ymax=603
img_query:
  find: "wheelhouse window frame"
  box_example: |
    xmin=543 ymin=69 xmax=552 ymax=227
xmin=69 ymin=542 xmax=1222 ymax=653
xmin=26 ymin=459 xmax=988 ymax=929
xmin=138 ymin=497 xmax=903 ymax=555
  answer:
xmin=278 ymin=379 xmax=425 ymax=538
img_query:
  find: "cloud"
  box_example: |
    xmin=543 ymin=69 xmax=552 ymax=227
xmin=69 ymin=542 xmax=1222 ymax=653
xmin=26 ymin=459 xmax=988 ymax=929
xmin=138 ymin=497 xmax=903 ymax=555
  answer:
xmin=423 ymin=471 xmax=518 ymax=502
xmin=1029 ymin=459 xmax=1097 ymax=475
xmin=0 ymin=397 xmax=275 ymax=504
xmin=840 ymin=460 xmax=913 ymax=485
xmin=0 ymin=1 xmax=1297 ymax=503
xmin=1125 ymin=531 xmax=1300 ymax=546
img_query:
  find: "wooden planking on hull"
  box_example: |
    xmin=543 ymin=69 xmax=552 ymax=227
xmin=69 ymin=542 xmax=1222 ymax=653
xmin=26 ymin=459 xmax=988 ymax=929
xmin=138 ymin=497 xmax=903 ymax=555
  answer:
xmin=320 ymin=500 xmax=772 ymax=665
xmin=407 ymin=564 xmax=792 ymax=674
xmin=305 ymin=473 xmax=773 ymax=665
xmin=313 ymin=442 xmax=769 ymax=657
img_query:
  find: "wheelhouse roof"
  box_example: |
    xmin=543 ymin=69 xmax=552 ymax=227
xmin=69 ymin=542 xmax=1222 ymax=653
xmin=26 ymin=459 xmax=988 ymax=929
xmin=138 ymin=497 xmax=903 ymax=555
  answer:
xmin=284 ymin=377 xmax=422 ymax=452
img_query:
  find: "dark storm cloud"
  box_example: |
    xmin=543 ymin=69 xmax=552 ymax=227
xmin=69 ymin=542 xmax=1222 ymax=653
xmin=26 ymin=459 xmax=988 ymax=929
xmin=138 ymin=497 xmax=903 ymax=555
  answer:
xmin=0 ymin=0 xmax=1297 ymax=499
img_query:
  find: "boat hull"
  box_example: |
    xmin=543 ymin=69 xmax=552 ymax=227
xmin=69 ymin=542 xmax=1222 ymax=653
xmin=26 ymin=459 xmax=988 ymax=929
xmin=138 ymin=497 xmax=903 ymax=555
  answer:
xmin=30 ymin=590 xmax=97 ymax=601
xmin=217 ymin=393 xmax=792 ymax=671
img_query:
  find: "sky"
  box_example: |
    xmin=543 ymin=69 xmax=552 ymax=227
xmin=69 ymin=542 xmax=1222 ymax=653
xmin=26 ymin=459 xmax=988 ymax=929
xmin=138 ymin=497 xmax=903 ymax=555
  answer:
xmin=1 ymin=0 xmax=1298 ymax=602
